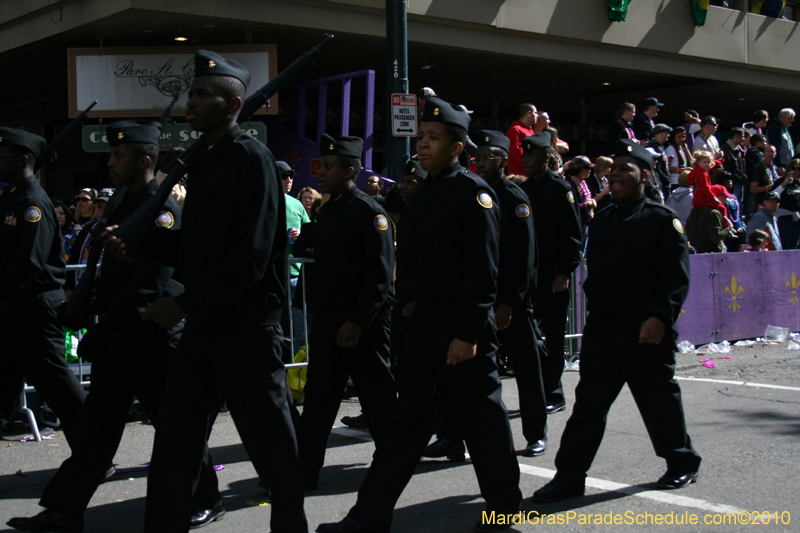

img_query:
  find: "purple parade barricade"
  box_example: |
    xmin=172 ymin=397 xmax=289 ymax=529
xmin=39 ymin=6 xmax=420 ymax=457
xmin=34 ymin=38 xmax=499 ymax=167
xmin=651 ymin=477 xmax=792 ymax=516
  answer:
xmin=676 ymin=250 xmax=800 ymax=345
xmin=575 ymin=250 xmax=800 ymax=347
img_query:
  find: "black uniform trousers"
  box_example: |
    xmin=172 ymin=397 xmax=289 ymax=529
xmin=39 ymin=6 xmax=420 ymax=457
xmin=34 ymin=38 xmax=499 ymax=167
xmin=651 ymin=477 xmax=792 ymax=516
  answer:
xmin=553 ymin=319 xmax=702 ymax=482
xmin=298 ymin=314 xmax=395 ymax=486
xmin=499 ymin=307 xmax=547 ymax=444
xmin=144 ymin=321 xmax=307 ymax=533
xmin=39 ymin=314 xmax=220 ymax=515
xmin=435 ymin=307 xmax=547 ymax=446
xmin=0 ymin=288 xmax=85 ymax=448
xmin=534 ymin=281 xmax=570 ymax=406
xmin=348 ymin=317 xmax=521 ymax=532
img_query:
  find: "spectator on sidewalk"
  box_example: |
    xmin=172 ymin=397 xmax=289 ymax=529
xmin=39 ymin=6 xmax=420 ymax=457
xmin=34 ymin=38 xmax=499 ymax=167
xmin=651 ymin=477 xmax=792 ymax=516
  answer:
xmin=611 ymin=102 xmax=637 ymax=141
xmin=506 ymin=103 xmax=538 ymax=176
xmin=743 ymin=110 xmax=769 ymax=136
xmin=633 ymin=97 xmax=663 ymax=144
xmin=766 ymin=108 xmax=795 ymax=172
xmin=692 ymin=116 xmax=723 ymax=159
xmin=747 ymin=191 xmax=783 ymax=250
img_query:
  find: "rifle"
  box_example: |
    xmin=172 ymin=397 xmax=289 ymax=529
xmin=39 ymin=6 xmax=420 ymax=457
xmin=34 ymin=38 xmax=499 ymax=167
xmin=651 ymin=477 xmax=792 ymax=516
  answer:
xmin=106 ymin=33 xmax=335 ymax=260
xmin=159 ymin=92 xmax=181 ymax=127
xmin=238 ymin=33 xmax=334 ymax=122
xmin=34 ymin=101 xmax=97 ymax=174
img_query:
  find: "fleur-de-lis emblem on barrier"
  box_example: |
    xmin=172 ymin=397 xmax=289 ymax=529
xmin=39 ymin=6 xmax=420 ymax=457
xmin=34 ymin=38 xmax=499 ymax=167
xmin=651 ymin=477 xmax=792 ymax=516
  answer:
xmin=787 ymin=272 xmax=799 ymax=305
xmin=724 ymin=276 xmax=744 ymax=312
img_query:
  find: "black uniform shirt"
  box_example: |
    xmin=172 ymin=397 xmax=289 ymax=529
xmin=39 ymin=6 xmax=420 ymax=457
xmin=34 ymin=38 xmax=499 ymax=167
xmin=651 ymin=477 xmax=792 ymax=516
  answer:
xmin=96 ymin=179 xmax=183 ymax=316
xmin=583 ymin=195 xmax=689 ymax=336
xmin=633 ymin=113 xmax=654 ymax=142
xmin=493 ymin=177 xmax=536 ymax=309
xmin=174 ymin=125 xmax=287 ymax=326
xmin=0 ymin=175 xmax=64 ymax=301
xmin=520 ymin=170 xmax=582 ymax=279
xmin=313 ymin=185 xmax=395 ymax=329
xmin=406 ymin=162 xmax=499 ymax=344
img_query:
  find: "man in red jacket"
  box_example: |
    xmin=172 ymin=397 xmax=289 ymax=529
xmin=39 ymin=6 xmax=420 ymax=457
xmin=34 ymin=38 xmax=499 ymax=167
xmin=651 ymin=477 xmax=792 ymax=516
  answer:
xmin=505 ymin=103 xmax=538 ymax=176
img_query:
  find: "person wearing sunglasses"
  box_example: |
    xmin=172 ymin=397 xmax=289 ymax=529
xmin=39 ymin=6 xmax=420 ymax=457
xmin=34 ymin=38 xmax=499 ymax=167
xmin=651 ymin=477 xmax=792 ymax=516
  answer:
xmin=72 ymin=188 xmax=96 ymax=235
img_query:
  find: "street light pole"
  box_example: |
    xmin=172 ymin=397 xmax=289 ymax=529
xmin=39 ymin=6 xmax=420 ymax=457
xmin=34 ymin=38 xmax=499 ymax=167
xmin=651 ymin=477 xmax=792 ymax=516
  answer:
xmin=386 ymin=0 xmax=410 ymax=183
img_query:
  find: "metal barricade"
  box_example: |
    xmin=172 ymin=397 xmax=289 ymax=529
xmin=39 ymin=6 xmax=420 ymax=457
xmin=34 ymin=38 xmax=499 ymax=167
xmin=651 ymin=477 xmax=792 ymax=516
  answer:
xmin=285 ymin=257 xmax=313 ymax=369
xmin=564 ymin=253 xmax=587 ymax=362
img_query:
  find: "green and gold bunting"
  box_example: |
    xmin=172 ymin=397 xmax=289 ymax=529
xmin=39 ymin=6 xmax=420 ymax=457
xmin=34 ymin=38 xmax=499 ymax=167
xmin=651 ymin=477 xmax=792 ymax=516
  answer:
xmin=607 ymin=0 xmax=631 ymax=22
xmin=691 ymin=0 xmax=710 ymax=26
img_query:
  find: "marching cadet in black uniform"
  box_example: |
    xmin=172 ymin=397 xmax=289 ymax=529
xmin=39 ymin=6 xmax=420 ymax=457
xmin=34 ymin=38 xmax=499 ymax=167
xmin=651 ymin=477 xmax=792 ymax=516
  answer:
xmin=297 ymin=134 xmax=396 ymax=491
xmin=0 ymin=128 xmax=86 ymax=447
xmin=424 ymin=130 xmax=548 ymax=462
xmin=533 ymin=140 xmax=702 ymax=503
xmin=104 ymin=51 xmax=307 ymax=533
xmin=390 ymin=160 xmax=426 ymax=377
xmin=7 ymin=121 xmax=222 ymax=532
xmin=519 ymin=132 xmax=582 ymax=414
xmin=318 ymin=98 xmax=521 ymax=533
xmin=475 ymin=130 xmax=547 ymax=456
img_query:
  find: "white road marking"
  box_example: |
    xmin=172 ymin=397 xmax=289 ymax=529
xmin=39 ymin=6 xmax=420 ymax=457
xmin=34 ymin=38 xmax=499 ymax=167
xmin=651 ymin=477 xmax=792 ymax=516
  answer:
xmin=332 ymin=420 xmax=749 ymax=515
xmin=331 ymin=426 xmax=373 ymax=441
xmin=518 ymin=464 xmax=744 ymax=514
xmin=676 ymin=377 xmax=800 ymax=392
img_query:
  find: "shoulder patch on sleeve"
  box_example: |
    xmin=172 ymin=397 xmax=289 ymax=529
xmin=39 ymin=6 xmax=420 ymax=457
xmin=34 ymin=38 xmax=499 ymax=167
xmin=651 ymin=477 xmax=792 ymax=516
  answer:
xmin=515 ymin=203 xmax=530 ymax=218
xmin=477 ymin=190 xmax=493 ymax=209
xmin=566 ymin=191 xmax=575 ymax=204
xmin=155 ymin=210 xmax=175 ymax=229
xmin=374 ymin=214 xmax=389 ymax=231
xmin=24 ymin=206 xmax=41 ymax=223
xmin=673 ymin=218 xmax=684 ymax=234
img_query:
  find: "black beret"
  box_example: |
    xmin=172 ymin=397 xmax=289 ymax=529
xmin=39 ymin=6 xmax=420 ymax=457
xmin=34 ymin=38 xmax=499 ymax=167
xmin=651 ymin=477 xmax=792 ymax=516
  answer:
xmin=320 ymin=133 xmax=364 ymax=159
xmin=275 ymin=161 xmax=296 ymax=177
xmin=613 ymin=139 xmax=654 ymax=171
xmin=194 ymin=50 xmax=251 ymax=88
xmin=106 ymin=120 xmax=162 ymax=148
xmin=0 ymin=127 xmax=46 ymax=160
xmin=404 ymin=160 xmax=427 ymax=179
xmin=521 ymin=132 xmax=552 ymax=154
xmin=421 ymin=97 xmax=471 ymax=130
xmin=476 ymin=130 xmax=510 ymax=152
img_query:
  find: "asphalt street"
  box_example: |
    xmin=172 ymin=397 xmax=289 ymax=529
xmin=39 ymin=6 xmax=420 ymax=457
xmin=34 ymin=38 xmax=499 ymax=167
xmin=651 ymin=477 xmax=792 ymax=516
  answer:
xmin=1 ymin=339 xmax=798 ymax=532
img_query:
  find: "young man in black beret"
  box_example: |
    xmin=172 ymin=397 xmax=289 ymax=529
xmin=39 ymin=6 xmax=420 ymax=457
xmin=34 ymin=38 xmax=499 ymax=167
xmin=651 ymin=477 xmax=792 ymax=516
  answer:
xmin=318 ymin=97 xmax=521 ymax=533
xmin=424 ymin=129 xmax=548 ymax=463
xmin=105 ymin=50 xmax=307 ymax=533
xmin=0 ymin=128 xmax=86 ymax=449
xmin=519 ymin=132 xmax=582 ymax=416
xmin=533 ymin=139 xmax=702 ymax=503
xmin=7 ymin=120 xmax=223 ymax=532
xmin=297 ymin=133 xmax=396 ymax=491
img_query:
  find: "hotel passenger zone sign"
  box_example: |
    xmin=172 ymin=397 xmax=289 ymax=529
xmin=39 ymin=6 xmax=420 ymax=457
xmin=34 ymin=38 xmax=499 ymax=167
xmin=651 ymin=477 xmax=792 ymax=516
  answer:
xmin=67 ymin=45 xmax=277 ymax=118
xmin=391 ymin=93 xmax=417 ymax=137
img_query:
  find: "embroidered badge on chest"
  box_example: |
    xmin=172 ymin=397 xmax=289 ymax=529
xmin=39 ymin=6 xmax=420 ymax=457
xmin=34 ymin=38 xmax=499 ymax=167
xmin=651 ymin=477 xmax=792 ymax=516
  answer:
xmin=155 ymin=211 xmax=175 ymax=229
xmin=567 ymin=191 xmax=575 ymax=204
xmin=4 ymin=214 xmax=17 ymax=226
xmin=515 ymin=203 xmax=530 ymax=218
xmin=374 ymin=214 xmax=389 ymax=231
xmin=673 ymin=218 xmax=684 ymax=234
xmin=24 ymin=206 xmax=41 ymax=223
xmin=477 ymin=191 xmax=493 ymax=209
